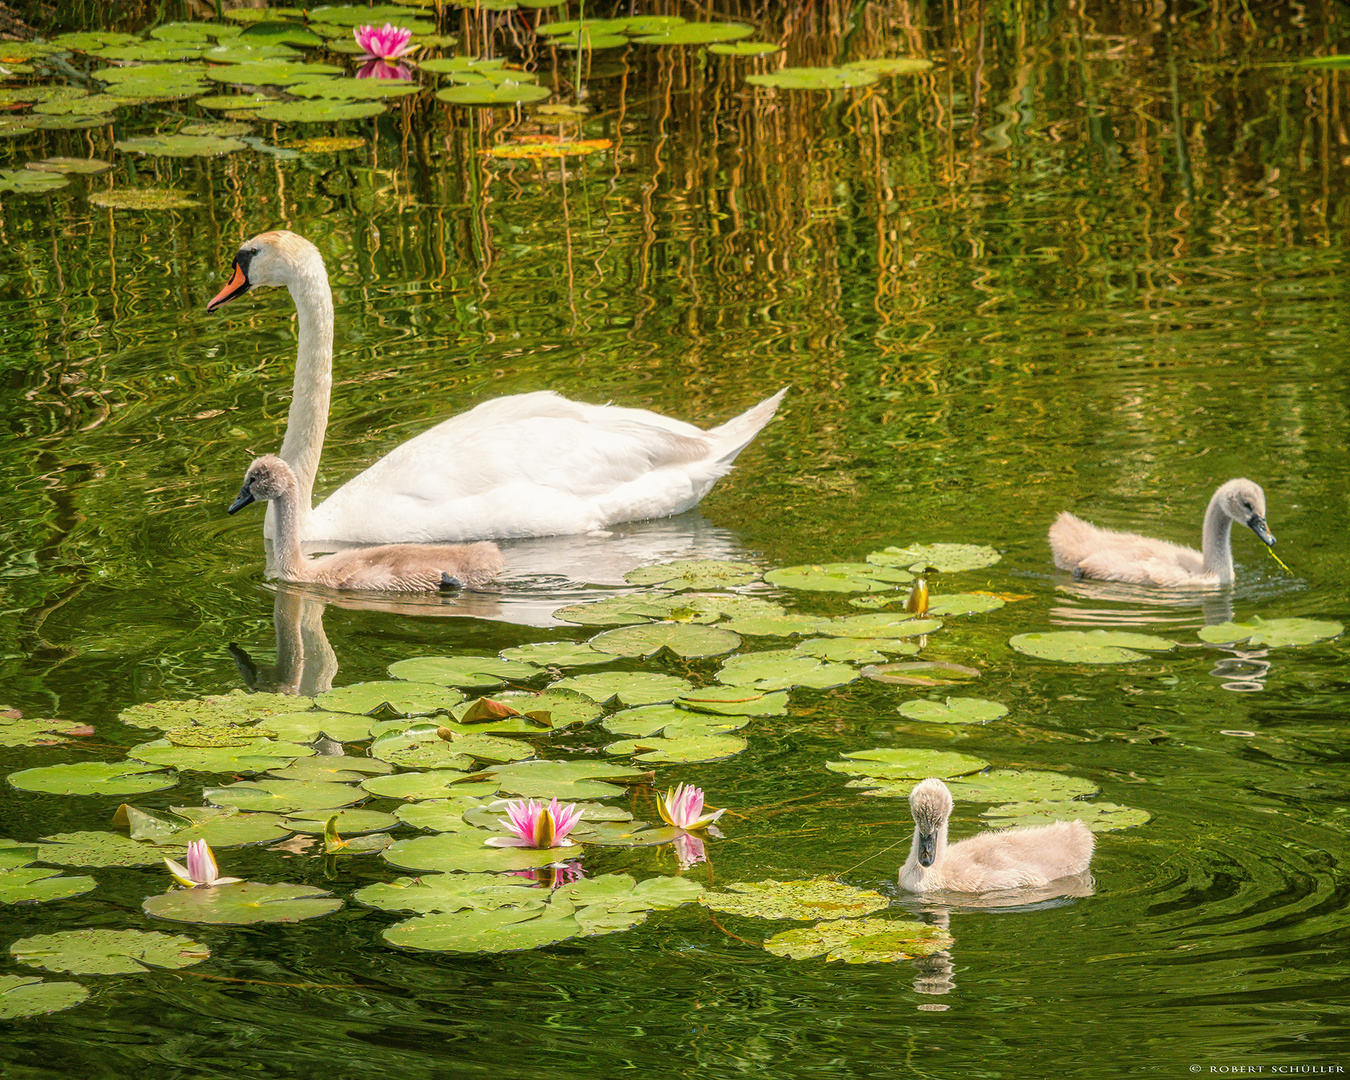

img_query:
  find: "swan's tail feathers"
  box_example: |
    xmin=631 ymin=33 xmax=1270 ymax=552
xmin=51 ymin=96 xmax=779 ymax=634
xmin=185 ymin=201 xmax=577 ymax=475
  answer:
xmin=707 ymin=387 xmax=787 ymax=466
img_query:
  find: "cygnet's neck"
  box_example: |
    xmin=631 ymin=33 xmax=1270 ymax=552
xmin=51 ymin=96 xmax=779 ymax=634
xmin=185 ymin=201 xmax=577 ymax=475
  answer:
xmin=901 ymin=816 xmax=950 ymax=889
xmin=266 ymin=471 xmax=312 ymax=583
xmin=269 ymin=249 xmax=334 ymax=538
xmin=1200 ymin=490 xmax=1235 ymax=584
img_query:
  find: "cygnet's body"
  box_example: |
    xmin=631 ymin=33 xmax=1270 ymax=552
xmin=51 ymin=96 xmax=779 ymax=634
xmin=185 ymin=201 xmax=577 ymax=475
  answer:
xmin=230 ymin=455 xmax=504 ymax=591
xmin=899 ymin=778 xmax=1094 ymax=894
xmin=1048 ymin=478 xmax=1275 ymax=588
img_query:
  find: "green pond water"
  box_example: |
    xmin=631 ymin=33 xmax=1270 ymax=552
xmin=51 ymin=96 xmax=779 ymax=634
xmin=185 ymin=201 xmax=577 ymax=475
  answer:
xmin=1 ymin=0 xmax=1349 ymax=1075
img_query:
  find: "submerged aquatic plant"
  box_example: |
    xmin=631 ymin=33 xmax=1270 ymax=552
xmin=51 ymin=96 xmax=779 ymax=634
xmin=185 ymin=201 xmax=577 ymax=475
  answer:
xmin=656 ymin=783 xmax=724 ymax=832
xmin=485 ymin=798 xmax=583 ymax=849
xmin=163 ymin=840 xmax=242 ymax=889
xmin=354 ymin=24 xmax=415 ymax=61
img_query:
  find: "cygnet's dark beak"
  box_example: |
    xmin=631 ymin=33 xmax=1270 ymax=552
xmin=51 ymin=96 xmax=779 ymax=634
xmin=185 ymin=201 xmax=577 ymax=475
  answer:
xmin=207 ymin=254 xmax=251 ymax=313
xmin=917 ymin=832 xmax=937 ymax=868
xmin=228 ymin=484 xmax=256 ymax=515
xmin=1247 ymin=514 xmax=1276 ymax=547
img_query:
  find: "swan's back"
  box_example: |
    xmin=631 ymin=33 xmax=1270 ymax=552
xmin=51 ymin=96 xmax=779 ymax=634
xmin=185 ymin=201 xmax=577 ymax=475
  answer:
xmin=934 ymin=820 xmax=1095 ymax=892
xmin=310 ymin=389 xmax=787 ymax=543
xmin=1049 ymin=511 xmax=1208 ymax=587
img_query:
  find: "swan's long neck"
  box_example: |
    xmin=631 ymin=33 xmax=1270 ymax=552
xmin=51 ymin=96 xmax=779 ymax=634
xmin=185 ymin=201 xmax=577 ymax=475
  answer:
xmin=268 ymin=473 xmax=312 ymax=584
xmin=1200 ymin=491 xmax=1235 ymax=584
xmin=269 ymin=254 xmax=334 ymax=537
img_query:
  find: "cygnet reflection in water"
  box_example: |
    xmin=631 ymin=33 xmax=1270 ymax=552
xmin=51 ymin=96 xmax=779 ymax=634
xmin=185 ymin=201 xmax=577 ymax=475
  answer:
xmin=900 ymin=778 xmax=1095 ymax=895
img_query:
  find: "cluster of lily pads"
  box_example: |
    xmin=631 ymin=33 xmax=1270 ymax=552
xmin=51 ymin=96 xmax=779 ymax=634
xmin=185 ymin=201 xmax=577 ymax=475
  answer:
xmin=1 ymin=540 xmax=1343 ymax=1014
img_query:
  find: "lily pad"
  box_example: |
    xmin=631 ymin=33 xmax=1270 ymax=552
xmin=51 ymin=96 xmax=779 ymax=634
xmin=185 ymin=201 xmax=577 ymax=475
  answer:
xmin=926 ymin=593 xmax=1006 ymax=616
xmin=550 ymin=671 xmax=693 ymax=706
xmin=11 ymin=929 xmax=208 ymax=974
xmin=355 ymin=872 xmax=535 ymax=914
xmin=605 ymin=733 xmax=747 ymax=763
xmin=453 ymin=689 xmax=601 ymax=731
xmin=0 ymin=169 xmax=68 ymax=195
xmin=794 ymin=638 xmax=889 ymax=664
xmin=897 ymin=697 xmax=1008 ymax=725
xmin=196 ymin=93 xmax=275 ymax=110
xmin=710 ymin=41 xmax=783 ymax=56
xmin=0 ymin=866 xmax=97 ymax=905
xmin=388 ymin=656 xmax=537 ymax=688
xmin=88 ymin=189 xmax=199 ymax=210
xmin=981 ymin=800 xmax=1150 ymax=832
xmin=119 ymin=691 xmax=306 ymax=731
xmin=394 ymin=794 xmax=497 ymax=832
xmin=128 ymin=738 xmax=312 ymax=773
xmin=633 ymin=22 xmax=754 ymax=45
xmin=255 ymin=99 xmax=386 ymax=121
xmin=369 ymin=725 xmax=476 ymax=770
xmin=624 ymin=560 xmax=760 ymax=590
xmin=0 ymin=975 xmax=89 ymax=1019
xmin=719 ymin=612 xmax=826 ymax=637
xmin=868 ymin=543 xmax=1002 ymax=573
xmin=499 ymin=641 xmax=613 ymax=667
xmin=117 ymin=134 xmax=247 ymax=157
xmin=260 ymin=710 xmax=375 ymax=742
xmin=676 ymin=686 xmax=789 ymax=716
xmin=0 ymin=716 xmax=95 ymax=747
xmin=1009 ymin=630 xmax=1177 ymax=664
xmin=861 ymin=660 xmax=982 ymax=686
xmin=203 ymin=42 xmax=299 ymax=63
xmin=699 ymin=878 xmax=890 ymax=921
xmin=716 ymin=649 xmax=857 ymax=691
xmin=589 ymin=622 xmax=741 ymax=659
xmin=206 ymin=60 xmax=341 ymax=85
xmin=826 ymin=748 xmax=990 ymax=781
xmin=203 ymin=779 xmax=364 ymax=813
xmin=317 ymin=680 xmax=464 ymax=717
xmin=35 ymin=831 xmax=167 ymax=868
xmin=1196 ymin=617 xmax=1342 ymax=648
xmin=764 ymin=562 xmax=912 ymax=593
xmin=363 ymin=773 xmax=499 ymax=801
xmin=481 ymin=758 xmax=648 ymax=800
xmin=384 ymin=829 xmax=567 ymax=874
xmin=746 ymin=66 xmax=878 ymax=91
xmin=551 ymin=592 xmax=675 ymax=626
xmin=291 ymin=76 xmax=422 ymax=99
xmin=284 ymin=135 xmax=366 ymax=152
xmin=144 ymin=881 xmax=342 ymax=924
xmin=813 ymin=613 xmax=942 ymax=639
xmin=26 ymin=157 xmax=114 ymax=176
xmin=8 ymin=761 xmax=175 ymax=797
xmin=436 ymin=82 xmax=551 ymax=106
xmin=945 ymin=770 xmax=1100 ymax=803
xmin=765 ymin=917 xmax=952 ymax=963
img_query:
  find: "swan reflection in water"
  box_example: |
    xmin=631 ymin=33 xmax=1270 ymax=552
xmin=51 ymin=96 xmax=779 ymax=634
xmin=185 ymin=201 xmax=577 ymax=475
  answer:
xmin=231 ymin=513 xmax=758 ymax=696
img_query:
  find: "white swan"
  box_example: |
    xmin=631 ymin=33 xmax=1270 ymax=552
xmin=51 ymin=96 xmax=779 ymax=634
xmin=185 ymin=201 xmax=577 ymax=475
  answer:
xmin=1048 ymin=478 xmax=1276 ymax=588
xmin=208 ymin=231 xmax=786 ymax=544
xmin=899 ymin=778 xmax=1094 ymax=893
xmin=229 ymin=455 xmax=505 ymax=591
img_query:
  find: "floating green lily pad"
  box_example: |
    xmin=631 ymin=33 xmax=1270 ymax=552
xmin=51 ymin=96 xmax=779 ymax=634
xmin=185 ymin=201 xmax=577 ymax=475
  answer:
xmin=88 ymin=189 xmax=200 ymax=210
xmin=36 ymin=831 xmax=166 ymax=868
xmin=981 ymin=800 xmax=1150 ymax=832
xmin=746 ymin=66 xmax=878 ymax=91
xmin=255 ymin=99 xmax=386 ymax=121
xmin=826 ymin=748 xmax=990 ymax=781
xmin=716 ymin=649 xmax=857 ymax=691
xmin=1009 ymin=630 xmax=1177 ymax=664
xmin=764 ymin=562 xmax=912 ymax=593
xmin=388 ymin=656 xmax=537 ymax=688
xmin=897 ymin=697 xmax=1008 ymax=725
xmin=1196 ymin=617 xmax=1342 ymax=648
xmin=589 ymin=622 xmax=741 ymax=659
xmin=710 ymin=41 xmax=782 ymax=56
xmin=454 ymin=689 xmax=601 ymax=731
xmin=861 ymin=660 xmax=981 ymax=686
xmin=120 ymin=691 xmax=305 ymax=730
xmin=0 ymin=975 xmax=89 ymax=1019
xmin=204 ymin=779 xmax=364 ymax=813
xmin=261 ymin=710 xmax=375 ymax=742
xmin=946 ymin=769 xmax=1100 ymax=803
xmin=128 ymin=738 xmax=312 ymax=773
xmin=624 ymin=560 xmax=760 ymax=590
xmin=26 ymin=157 xmax=114 ymax=175
xmin=441 ymin=733 xmax=536 ymax=764
xmin=318 ymin=680 xmax=465 ymax=717
xmin=394 ymin=793 xmax=496 ymax=832
xmin=481 ymin=758 xmax=648 ymax=800
xmin=436 ymin=82 xmax=551 ymax=106
xmin=794 ymin=638 xmax=888 ymax=664
xmin=196 ymin=92 xmax=275 ymax=110
xmin=355 ymin=872 xmax=535 ymax=914
xmin=605 ymin=732 xmax=747 ymax=763
xmin=204 ymin=42 xmax=299 ymax=62
xmin=291 ymin=76 xmax=422 ymax=99
xmin=363 ymin=773 xmax=498 ymax=801
xmin=239 ymin=22 xmax=325 ymax=46
xmin=11 ymin=929 xmax=208 ymax=974
xmin=719 ymin=612 xmax=825 ymax=637
xmin=144 ymin=881 xmax=342 ymax=924
xmin=369 ymin=725 xmax=475 ymax=770
xmin=813 ymin=614 xmax=942 ymax=639
xmin=8 ymin=761 xmax=175 ymax=797
xmin=0 ymin=169 xmax=68 ymax=195
xmin=499 ymin=641 xmax=612 ymax=667
xmin=676 ymin=686 xmax=789 ymax=716
xmin=633 ymin=22 xmax=753 ymax=45
xmin=206 ymin=60 xmax=341 ymax=85
xmin=926 ymin=593 xmax=1006 ymax=616
xmin=384 ymin=829 xmax=567 ymax=874
xmin=699 ymin=878 xmax=890 ymax=921
xmin=550 ymin=671 xmax=693 ymax=706
xmin=0 ymin=866 xmax=97 ymax=905
xmin=0 ymin=716 xmax=93 ymax=746
xmin=552 ymin=592 xmax=675 ymax=626
xmin=765 ymin=917 xmax=952 ymax=963
xmin=537 ymin=18 xmax=634 ymax=36
xmin=846 ymin=57 xmax=934 ymax=76
xmin=868 ymin=543 xmax=1002 ymax=573
xmin=0 ymin=117 xmax=41 ymax=137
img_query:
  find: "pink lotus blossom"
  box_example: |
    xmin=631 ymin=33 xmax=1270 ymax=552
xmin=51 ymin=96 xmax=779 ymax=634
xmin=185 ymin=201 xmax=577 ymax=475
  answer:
xmin=353 ymin=23 xmax=416 ymax=61
xmin=656 ymin=783 xmax=724 ymax=832
xmin=163 ymin=839 xmax=242 ymax=889
xmin=485 ymin=797 xmax=583 ymax=849
xmin=357 ymin=59 xmax=413 ymax=81
xmin=672 ymin=832 xmax=706 ymax=870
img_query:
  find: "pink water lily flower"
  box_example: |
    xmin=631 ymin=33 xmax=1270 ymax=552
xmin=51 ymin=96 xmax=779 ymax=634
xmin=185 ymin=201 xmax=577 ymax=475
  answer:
xmin=164 ymin=839 xmax=243 ymax=889
xmin=656 ymin=783 xmax=724 ymax=832
xmin=353 ymin=23 xmax=416 ymax=61
xmin=485 ymin=797 xmax=583 ymax=849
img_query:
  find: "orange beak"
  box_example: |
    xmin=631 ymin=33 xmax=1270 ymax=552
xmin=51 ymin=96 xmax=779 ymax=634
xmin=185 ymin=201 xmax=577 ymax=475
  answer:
xmin=207 ymin=263 xmax=249 ymax=313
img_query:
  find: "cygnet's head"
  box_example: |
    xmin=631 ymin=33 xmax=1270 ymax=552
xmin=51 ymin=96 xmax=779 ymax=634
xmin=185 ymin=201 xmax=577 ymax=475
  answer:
xmin=908 ymin=778 xmax=954 ymax=868
xmin=207 ymin=231 xmax=324 ymax=312
xmin=228 ymin=455 xmax=295 ymax=515
xmin=1215 ymin=478 xmax=1275 ymax=547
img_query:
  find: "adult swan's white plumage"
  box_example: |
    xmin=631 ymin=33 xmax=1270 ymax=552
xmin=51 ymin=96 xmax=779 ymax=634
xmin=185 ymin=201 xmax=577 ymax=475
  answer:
xmin=208 ymin=230 xmax=786 ymax=544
